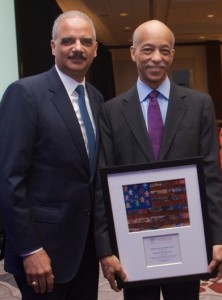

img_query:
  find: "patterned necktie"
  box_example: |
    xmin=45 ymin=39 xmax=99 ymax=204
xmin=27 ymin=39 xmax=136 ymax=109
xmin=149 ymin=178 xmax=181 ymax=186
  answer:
xmin=76 ymin=85 xmax=95 ymax=170
xmin=148 ymin=90 xmax=163 ymax=160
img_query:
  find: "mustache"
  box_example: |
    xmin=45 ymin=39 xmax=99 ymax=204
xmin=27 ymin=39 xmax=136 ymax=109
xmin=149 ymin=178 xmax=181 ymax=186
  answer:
xmin=69 ymin=52 xmax=86 ymax=60
xmin=147 ymin=63 xmax=167 ymax=68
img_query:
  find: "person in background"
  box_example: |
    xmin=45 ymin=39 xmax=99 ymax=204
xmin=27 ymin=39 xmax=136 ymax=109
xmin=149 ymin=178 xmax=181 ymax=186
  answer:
xmin=96 ymin=19 xmax=222 ymax=300
xmin=0 ymin=10 xmax=103 ymax=300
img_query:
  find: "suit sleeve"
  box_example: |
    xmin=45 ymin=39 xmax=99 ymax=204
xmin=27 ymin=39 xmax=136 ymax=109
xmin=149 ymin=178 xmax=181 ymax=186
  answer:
xmin=200 ymin=94 xmax=222 ymax=245
xmin=0 ymin=83 xmax=42 ymax=255
xmin=94 ymin=104 xmax=115 ymax=258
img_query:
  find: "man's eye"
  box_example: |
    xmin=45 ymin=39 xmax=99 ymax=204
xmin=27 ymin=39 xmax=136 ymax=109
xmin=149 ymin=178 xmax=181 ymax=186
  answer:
xmin=161 ymin=49 xmax=171 ymax=55
xmin=141 ymin=48 xmax=152 ymax=55
xmin=80 ymin=38 xmax=93 ymax=47
xmin=61 ymin=38 xmax=72 ymax=45
xmin=60 ymin=37 xmax=93 ymax=47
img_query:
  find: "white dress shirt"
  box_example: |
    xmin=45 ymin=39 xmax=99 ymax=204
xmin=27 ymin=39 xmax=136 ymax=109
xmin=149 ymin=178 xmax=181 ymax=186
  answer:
xmin=55 ymin=65 xmax=96 ymax=155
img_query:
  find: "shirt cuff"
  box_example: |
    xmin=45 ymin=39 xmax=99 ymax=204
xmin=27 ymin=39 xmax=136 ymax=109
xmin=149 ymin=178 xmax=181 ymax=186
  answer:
xmin=20 ymin=247 xmax=43 ymax=257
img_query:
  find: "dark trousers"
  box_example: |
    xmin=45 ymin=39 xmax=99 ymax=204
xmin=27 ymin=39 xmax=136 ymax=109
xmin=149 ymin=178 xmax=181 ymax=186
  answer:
xmin=123 ymin=280 xmax=200 ymax=300
xmin=15 ymin=230 xmax=99 ymax=300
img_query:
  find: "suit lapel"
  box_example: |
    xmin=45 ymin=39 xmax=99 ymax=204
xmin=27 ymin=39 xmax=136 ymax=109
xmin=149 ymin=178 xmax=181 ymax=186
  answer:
xmin=47 ymin=68 xmax=89 ymax=170
xmin=121 ymin=86 xmax=154 ymax=161
xmin=159 ymin=83 xmax=187 ymax=160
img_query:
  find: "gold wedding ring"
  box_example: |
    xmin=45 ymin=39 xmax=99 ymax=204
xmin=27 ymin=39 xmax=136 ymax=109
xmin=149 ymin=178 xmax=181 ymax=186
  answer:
xmin=31 ymin=281 xmax=38 ymax=286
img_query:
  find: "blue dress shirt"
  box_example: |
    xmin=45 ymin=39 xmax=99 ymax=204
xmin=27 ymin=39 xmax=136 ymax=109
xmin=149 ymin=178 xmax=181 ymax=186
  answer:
xmin=137 ymin=77 xmax=170 ymax=129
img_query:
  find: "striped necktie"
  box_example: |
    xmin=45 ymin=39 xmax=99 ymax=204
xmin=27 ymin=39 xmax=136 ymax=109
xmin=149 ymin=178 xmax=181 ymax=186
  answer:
xmin=147 ymin=90 xmax=163 ymax=160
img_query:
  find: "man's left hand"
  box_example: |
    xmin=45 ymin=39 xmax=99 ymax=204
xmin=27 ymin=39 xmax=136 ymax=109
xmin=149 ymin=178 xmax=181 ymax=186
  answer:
xmin=208 ymin=245 xmax=222 ymax=282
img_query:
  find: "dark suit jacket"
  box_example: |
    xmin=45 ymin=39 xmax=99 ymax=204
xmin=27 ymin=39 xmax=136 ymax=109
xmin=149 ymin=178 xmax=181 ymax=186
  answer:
xmin=95 ymin=81 xmax=222 ymax=258
xmin=0 ymin=66 xmax=103 ymax=282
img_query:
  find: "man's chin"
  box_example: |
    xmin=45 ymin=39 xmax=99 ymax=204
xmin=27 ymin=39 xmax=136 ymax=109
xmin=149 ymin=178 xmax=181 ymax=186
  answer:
xmin=146 ymin=72 xmax=165 ymax=82
xmin=68 ymin=62 xmax=87 ymax=72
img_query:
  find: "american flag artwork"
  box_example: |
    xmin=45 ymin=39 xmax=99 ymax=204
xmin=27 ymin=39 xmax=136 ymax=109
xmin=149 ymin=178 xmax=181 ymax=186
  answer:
xmin=122 ymin=178 xmax=190 ymax=232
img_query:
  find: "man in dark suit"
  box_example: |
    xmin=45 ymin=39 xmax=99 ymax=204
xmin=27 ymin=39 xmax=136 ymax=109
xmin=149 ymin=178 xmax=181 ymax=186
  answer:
xmin=96 ymin=20 xmax=222 ymax=300
xmin=0 ymin=10 xmax=103 ymax=300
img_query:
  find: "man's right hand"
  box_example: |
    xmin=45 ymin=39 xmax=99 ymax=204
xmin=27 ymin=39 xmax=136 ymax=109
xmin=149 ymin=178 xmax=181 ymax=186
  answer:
xmin=22 ymin=249 xmax=54 ymax=294
xmin=100 ymin=255 xmax=127 ymax=291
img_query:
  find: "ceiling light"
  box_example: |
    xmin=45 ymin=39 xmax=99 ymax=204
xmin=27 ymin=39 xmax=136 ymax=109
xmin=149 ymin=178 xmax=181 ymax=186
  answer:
xmin=199 ymin=36 xmax=205 ymax=39
xmin=120 ymin=12 xmax=128 ymax=17
xmin=207 ymin=14 xmax=215 ymax=18
xmin=124 ymin=26 xmax=131 ymax=31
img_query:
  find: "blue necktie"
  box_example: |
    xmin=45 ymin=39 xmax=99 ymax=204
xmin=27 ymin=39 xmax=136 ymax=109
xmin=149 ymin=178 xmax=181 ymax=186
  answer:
xmin=76 ymin=85 xmax=95 ymax=170
xmin=148 ymin=90 xmax=163 ymax=160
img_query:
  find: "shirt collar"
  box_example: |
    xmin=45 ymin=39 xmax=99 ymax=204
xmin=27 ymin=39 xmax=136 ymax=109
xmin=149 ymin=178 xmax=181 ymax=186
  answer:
xmin=55 ymin=65 xmax=85 ymax=96
xmin=137 ymin=77 xmax=171 ymax=102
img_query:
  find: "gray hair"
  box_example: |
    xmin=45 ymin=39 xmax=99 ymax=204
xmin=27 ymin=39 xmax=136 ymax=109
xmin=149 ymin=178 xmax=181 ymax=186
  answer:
xmin=52 ymin=10 xmax=96 ymax=41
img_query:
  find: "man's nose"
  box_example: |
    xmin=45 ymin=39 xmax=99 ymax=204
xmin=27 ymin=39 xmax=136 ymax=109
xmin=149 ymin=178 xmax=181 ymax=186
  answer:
xmin=72 ymin=39 xmax=83 ymax=51
xmin=151 ymin=49 xmax=162 ymax=61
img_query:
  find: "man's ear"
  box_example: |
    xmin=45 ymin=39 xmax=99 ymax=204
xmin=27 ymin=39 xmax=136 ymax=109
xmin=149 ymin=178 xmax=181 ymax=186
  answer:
xmin=50 ymin=40 xmax=56 ymax=56
xmin=130 ymin=46 xmax=136 ymax=62
xmin=170 ymin=49 xmax=175 ymax=63
xmin=94 ymin=41 xmax=98 ymax=58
